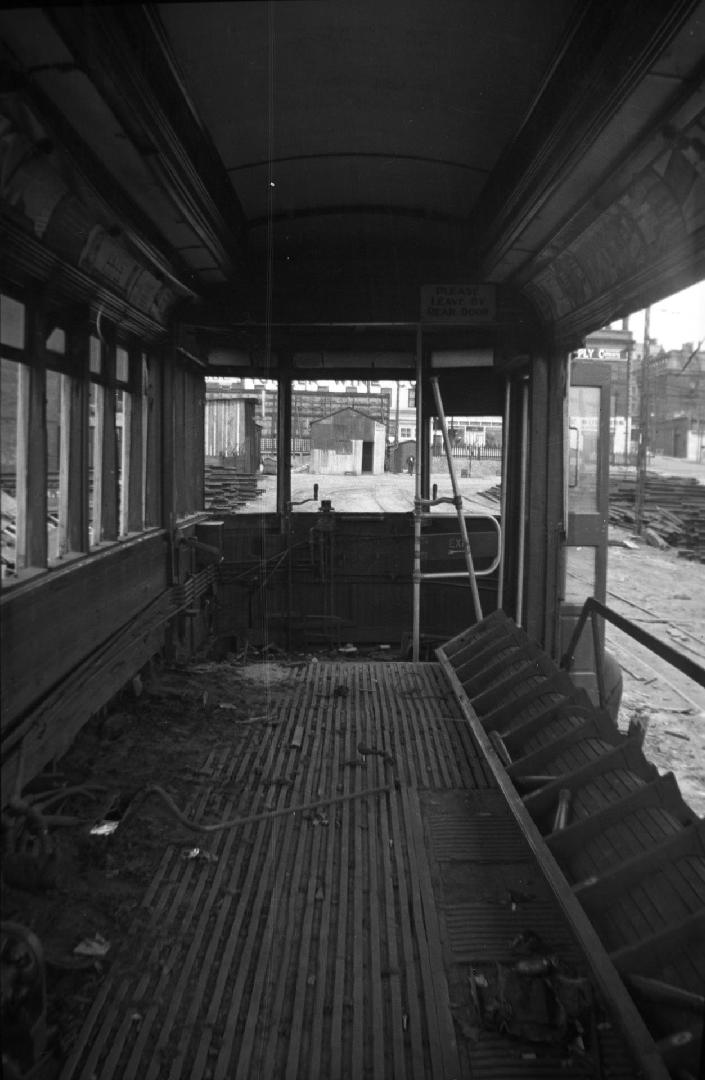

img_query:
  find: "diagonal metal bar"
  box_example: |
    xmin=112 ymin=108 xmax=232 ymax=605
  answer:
xmin=560 ymin=597 xmax=705 ymax=691
xmin=430 ymin=376 xmax=483 ymax=622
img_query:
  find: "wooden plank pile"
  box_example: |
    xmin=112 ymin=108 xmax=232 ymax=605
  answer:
xmin=204 ymin=464 xmax=265 ymax=512
xmin=476 ymin=483 xmax=501 ymax=504
xmin=609 ymin=473 xmax=705 ymax=560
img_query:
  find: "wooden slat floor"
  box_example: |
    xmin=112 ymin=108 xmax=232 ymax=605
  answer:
xmin=59 ymin=661 xmax=635 ymax=1080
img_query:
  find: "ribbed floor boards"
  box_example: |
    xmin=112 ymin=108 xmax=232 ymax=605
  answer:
xmin=59 ymin=661 xmax=635 ymax=1079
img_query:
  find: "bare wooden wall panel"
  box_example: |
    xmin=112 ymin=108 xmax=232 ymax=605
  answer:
xmin=0 ymin=532 xmax=168 ymax=727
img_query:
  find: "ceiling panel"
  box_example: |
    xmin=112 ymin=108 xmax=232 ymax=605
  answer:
xmin=159 ymin=0 xmax=579 ymax=225
xmin=3 ymin=0 xmax=704 ymax=341
xmin=231 ymin=155 xmax=487 ymax=222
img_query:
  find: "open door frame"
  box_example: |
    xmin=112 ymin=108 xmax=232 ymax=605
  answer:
xmin=559 ymin=359 xmax=611 ymax=700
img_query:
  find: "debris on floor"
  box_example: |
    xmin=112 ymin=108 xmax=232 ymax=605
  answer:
xmin=73 ymin=933 xmax=110 ymax=958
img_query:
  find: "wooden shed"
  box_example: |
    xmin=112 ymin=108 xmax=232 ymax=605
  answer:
xmin=309 ymin=408 xmax=386 ymax=474
xmin=205 ymin=390 xmax=261 ymax=474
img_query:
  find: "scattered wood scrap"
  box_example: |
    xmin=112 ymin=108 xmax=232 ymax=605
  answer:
xmin=608 ymin=473 xmax=705 ymax=561
xmin=477 ymin=484 xmax=502 ymax=504
xmin=480 ymin=472 xmax=705 ymax=560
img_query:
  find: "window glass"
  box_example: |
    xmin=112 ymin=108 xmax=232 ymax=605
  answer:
xmin=116 ymin=346 xmax=129 ymax=384
xmin=1 ymin=358 xmax=20 ymax=583
xmin=568 ymin=385 xmax=601 ymax=513
xmin=203 ymin=379 xmax=479 ymax=514
xmin=203 ymin=378 xmax=277 ymax=515
xmin=564 ymin=545 xmax=597 ymax=603
xmin=294 ymin=380 xmax=395 ymax=512
xmin=143 ymin=354 xmax=159 ymax=527
xmin=0 ymin=295 xmax=25 ymax=349
xmin=115 ymin=389 xmax=124 ymax=534
xmin=116 ymin=388 xmax=131 ymax=534
xmin=46 ymin=327 xmax=66 ymax=354
xmin=428 ymin=414 xmax=503 ymax=513
xmin=89 ymin=335 xmax=102 ymax=375
xmin=88 ymin=382 xmax=103 ymax=546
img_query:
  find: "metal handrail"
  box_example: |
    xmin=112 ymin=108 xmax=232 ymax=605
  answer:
xmin=418 ymin=512 xmax=501 ymax=578
xmin=560 ymin=596 xmax=705 ymax=711
xmin=428 ymin=376 xmax=483 ymax=620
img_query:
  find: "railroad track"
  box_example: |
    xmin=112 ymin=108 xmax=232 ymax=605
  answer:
xmin=438 ymin=609 xmax=704 ymax=1080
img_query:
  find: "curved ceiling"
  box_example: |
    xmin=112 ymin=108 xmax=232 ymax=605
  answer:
xmin=1 ymin=0 xmax=704 ymax=349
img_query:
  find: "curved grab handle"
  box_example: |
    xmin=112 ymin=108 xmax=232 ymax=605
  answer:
xmin=467 ymin=513 xmax=501 ymax=577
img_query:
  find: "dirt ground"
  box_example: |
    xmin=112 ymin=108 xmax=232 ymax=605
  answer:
xmin=247 ymin=457 xmax=504 ymax=515
xmin=3 ymin=457 xmax=703 ymax=1073
xmin=604 ymin=531 xmax=705 ymax=817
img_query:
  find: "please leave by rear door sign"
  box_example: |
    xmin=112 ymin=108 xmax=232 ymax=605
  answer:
xmin=420 ymin=284 xmax=496 ymax=324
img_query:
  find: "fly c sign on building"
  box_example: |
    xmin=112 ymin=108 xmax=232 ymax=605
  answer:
xmin=571 ymin=347 xmax=624 ymax=360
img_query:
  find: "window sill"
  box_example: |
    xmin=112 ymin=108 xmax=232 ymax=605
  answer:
xmin=0 ymin=529 xmax=167 ymax=602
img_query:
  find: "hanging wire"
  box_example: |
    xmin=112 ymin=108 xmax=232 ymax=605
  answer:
xmin=254 ymin=6 xmax=280 ymax=1059
xmin=258 ymin=0 xmax=277 ymax=673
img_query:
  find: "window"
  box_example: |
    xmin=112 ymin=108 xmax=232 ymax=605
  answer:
xmin=115 ymin=345 xmax=129 ymax=384
xmin=1 ymin=358 xmax=20 ymax=581
xmin=204 ymin=377 xmax=276 ymax=514
xmin=143 ymin=354 xmax=161 ymax=528
xmin=400 ymin=426 xmax=413 ymax=439
xmin=46 ymin=368 xmax=62 ymax=561
xmin=89 ymin=334 xmax=102 ymax=374
xmin=115 ymin=388 xmax=128 ymax=536
xmin=114 ymin=348 xmax=131 ymax=536
xmin=88 ymin=381 xmax=104 ymax=546
xmin=1 ymin=294 xmax=158 ymax=584
xmin=0 ymin=294 xmax=25 ymax=350
xmin=46 ymin=327 xmax=66 ymax=354
xmin=407 ymin=387 xmax=416 ymax=408
xmin=1 ymin=294 xmax=26 ymax=583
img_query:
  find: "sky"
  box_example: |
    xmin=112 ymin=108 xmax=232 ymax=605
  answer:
xmin=615 ymin=279 xmax=705 ymax=351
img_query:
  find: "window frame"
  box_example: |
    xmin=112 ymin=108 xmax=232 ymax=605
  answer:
xmin=1 ymin=288 xmax=158 ymax=590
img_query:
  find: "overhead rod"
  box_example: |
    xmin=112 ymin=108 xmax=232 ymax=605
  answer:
xmin=189 ymin=322 xmax=495 ymax=331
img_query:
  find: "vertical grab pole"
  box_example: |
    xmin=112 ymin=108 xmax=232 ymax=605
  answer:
xmin=430 ymin=376 xmax=483 ymax=623
xmin=498 ymin=377 xmax=510 ymax=610
xmin=516 ymin=377 xmax=529 ymax=627
xmin=412 ymin=325 xmax=423 ymax=661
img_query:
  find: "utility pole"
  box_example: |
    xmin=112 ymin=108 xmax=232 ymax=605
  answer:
xmin=634 ymin=306 xmax=650 ymax=533
xmin=623 ymin=316 xmax=632 ymax=464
